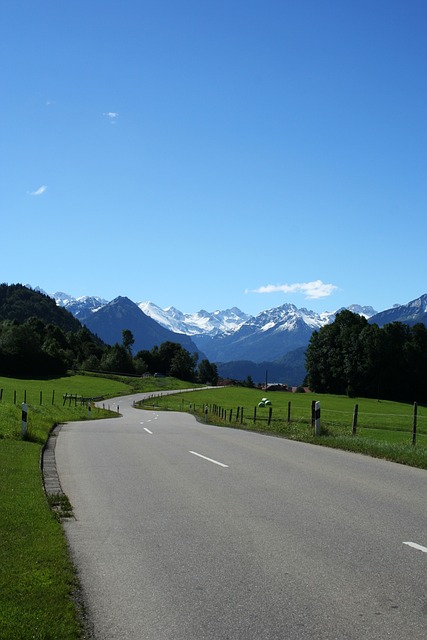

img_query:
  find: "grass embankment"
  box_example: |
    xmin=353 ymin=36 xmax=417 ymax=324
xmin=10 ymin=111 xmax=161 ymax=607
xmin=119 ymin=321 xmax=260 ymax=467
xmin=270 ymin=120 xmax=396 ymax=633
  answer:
xmin=0 ymin=373 xmax=195 ymax=640
xmin=140 ymin=386 xmax=427 ymax=470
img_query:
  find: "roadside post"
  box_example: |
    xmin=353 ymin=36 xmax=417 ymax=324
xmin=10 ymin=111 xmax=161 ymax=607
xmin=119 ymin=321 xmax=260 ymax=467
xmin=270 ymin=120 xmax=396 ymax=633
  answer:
xmin=314 ymin=401 xmax=321 ymax=436
xmin=22 ymin=403 xmax=28 ymax=438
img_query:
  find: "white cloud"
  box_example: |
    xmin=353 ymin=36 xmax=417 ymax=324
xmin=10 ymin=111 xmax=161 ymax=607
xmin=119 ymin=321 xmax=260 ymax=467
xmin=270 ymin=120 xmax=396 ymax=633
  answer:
xmin=246 ymin=279 xmax=338 ymax=300
xmin=103 ymin=111 xmax=119 ymax=123
xmin=30 ymin=185 xmax=47 ymax=196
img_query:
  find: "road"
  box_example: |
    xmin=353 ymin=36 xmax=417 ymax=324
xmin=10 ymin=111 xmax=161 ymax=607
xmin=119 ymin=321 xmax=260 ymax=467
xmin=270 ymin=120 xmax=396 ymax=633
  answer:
xmin=55 ymin=393 xmax=427 ymax=639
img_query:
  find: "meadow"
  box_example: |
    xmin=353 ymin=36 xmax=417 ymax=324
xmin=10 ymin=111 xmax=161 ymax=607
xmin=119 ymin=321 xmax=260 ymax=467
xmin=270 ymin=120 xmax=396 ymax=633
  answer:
xmin=139 ymin=386 xmax=427 ymax=469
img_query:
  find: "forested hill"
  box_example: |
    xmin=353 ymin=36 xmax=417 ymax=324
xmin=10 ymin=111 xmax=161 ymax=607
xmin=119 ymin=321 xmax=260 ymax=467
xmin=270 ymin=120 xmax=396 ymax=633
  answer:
xmin=0 ymin=283 xmax=82 ymax=332
xmin=0 ymin=284 xmax=106 ymax=377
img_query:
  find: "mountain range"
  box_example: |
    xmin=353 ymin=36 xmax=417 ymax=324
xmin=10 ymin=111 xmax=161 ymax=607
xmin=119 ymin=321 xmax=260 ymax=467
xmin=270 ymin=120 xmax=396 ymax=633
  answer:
xmin=48 ymin=289 xmax=427 ymax=385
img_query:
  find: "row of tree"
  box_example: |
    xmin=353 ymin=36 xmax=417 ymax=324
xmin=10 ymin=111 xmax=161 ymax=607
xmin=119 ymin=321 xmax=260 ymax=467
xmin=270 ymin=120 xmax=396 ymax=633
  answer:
xmin=305 ymin=310 xmax=427 ymax=402
xmin=90 ymin=332 xmax=219 ymax=384
xmin=0 ymin=319 xmax=104 ymax=377
xmin=0 ymin=317 xmax=218 ymax=385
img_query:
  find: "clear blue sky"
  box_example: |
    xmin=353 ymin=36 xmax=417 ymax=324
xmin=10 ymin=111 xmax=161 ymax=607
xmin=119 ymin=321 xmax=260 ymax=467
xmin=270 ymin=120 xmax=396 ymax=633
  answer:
xmin=2 ymin=0 xmax=427 ymax=316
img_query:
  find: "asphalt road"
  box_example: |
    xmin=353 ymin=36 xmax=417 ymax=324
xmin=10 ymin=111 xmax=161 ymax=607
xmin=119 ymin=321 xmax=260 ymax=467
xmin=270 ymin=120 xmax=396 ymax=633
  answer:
xmin=55 ymin=393 xmax=427 ymax=639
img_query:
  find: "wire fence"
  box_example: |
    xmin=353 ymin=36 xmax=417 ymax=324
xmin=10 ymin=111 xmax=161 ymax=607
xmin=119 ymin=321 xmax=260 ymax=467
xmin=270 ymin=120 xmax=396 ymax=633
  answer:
xmin=139 ymin=396 xmax=427 ymax=446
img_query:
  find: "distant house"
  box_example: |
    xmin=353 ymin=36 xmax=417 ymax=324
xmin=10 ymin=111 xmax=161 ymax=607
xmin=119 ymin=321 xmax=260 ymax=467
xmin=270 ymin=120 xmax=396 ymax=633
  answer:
xmin=217 ymin=378 xmax=236 ymax=386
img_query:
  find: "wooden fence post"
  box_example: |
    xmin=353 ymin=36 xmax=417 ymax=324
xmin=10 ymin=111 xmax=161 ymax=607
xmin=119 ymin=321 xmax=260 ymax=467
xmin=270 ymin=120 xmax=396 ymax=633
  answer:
xmin=352 ymin=404 xmax=358 ymax=436
xmin=412 ymin=401 xmax=418 ymax=445
xmin=287 ymin=401 xmax=291 ymax=423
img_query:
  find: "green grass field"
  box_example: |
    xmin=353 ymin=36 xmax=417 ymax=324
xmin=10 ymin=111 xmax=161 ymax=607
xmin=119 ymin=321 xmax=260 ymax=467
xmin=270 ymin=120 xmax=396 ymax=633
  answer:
xmin=140 ymin=386 xmax=427 ymax=468
xmin=0 ymin=373 xmax=198 ymax=640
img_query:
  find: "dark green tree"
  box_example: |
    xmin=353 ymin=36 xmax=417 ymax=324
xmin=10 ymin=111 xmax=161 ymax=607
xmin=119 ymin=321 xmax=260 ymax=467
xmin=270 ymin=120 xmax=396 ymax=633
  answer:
xmin=306 ymin=310 xmax=369 ymax=396
xmin=122 ymin=329 xmax=135 ymax=354
xmin=100 ymin=344 xmax=135 ymax=374
xmin=169 ymin=347 xmax=197 ymax=381
xmin=197 ymin=359 xmax=218 ymax=385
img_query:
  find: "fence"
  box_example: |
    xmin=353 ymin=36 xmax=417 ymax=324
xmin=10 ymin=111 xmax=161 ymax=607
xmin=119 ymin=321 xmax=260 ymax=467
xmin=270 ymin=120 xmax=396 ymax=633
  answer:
xmin=0 ymin=388 xmax=104 ymax=407
xmin=139 ymin=396 xmax=427 ymax=445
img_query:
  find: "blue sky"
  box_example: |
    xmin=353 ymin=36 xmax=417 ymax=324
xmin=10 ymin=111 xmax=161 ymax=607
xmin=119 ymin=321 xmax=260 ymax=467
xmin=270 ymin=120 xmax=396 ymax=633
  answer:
xmin=2 ymin=0 xmax=427 ymax=316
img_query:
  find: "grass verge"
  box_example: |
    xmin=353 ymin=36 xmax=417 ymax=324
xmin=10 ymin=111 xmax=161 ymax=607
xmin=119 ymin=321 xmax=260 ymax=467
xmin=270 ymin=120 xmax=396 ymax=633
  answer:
xmin=0 ymin=441 xmax=83 ymax=639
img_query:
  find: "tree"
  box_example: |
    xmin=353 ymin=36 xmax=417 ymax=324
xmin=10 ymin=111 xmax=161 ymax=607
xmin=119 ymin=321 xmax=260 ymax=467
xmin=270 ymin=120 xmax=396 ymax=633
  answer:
xmin=306 ymin=311 xmax=427 ymax=402
xmin=169 ymin=347 xmax=197 ymax=381
xmin=243 ymin=375 xmax=255 ymax=388
xmin=198 ymin=359 xmax=218 ymax=385
xmin=306 ymin=310 xmax=370 ymax=396
xmin=122 ymin=329 xmax=135 ymax=354
xmin=100 ymin=344 xmax=135 ymax=374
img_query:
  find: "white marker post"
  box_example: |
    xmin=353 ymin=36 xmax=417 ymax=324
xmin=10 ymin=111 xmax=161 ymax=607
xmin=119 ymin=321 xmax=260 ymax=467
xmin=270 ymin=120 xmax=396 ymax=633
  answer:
xmin=22 ymin=403 xmax=28 ymax=438
xmin=314 ymin=401 xmax=321 ymax=436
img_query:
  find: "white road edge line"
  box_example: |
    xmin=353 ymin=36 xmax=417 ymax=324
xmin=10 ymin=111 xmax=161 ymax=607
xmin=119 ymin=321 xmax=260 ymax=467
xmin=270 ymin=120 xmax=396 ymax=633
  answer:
xmin=144 ymin=428 xmax=153 ymax=434
xmin=403 ymin=541 xmax=427 ymax=553
xmin=189 ymin=451 xmax=229 ymax=468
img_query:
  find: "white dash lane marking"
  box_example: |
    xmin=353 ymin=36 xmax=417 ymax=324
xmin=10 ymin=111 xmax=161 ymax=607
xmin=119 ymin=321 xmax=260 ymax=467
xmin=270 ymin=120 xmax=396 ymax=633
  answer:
xmin=189 ymin=451 xmax=228 ymax=468
xmin=144 ymin=428 xmax=153 ymax=435
xmin=403 ymin=541 xmax=427 ymax=553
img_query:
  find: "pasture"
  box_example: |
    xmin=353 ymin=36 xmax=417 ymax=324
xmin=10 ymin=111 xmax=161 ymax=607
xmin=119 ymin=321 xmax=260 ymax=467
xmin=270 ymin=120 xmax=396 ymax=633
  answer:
xmin=139 ymin=386 xmax=427 ymax=469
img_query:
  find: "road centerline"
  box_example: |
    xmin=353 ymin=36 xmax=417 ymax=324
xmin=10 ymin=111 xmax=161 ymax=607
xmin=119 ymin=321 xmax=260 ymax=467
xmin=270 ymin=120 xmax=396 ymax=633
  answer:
xmin=403 ymin=541 xmax=427 ymax=553
xmin=189 ymin=451 xmax=229 ymax=468
xmin=144 ymin=428 xmax=153 ymax=434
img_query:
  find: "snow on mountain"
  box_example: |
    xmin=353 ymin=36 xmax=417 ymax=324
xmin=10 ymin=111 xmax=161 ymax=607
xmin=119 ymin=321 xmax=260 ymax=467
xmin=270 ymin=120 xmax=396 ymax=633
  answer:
xmin=138 ymin=301 xmax=250 ymax=336
xmin=345 ymin=304 xmax=378 ymax=319
xmin=52 ymin=291 xmax=379 ymax=362
xmin=137 ymin=302 xmax=187 ymax=334
xmin=189 ymin=303 xmax=378 ymax=363
xmin=82 ymin=296 xmax=201 ymax=355
xmin=240 ymin=304 xmax=329 ymax=334
xmin=53 ymin=292 xmax=108 ymax=320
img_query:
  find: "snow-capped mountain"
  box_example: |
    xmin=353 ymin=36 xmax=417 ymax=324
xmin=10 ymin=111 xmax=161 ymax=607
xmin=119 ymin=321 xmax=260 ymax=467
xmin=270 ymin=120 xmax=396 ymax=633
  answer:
xmin=192 ymin=303 xmax=334 ymax=363
xmin=345 ymin=304 xmax=378 ymax=319
xmin=53 ymin=292 xmax=108 ymax=320
xmin=138 ymin=301 xmax=250 ymax=336
xmin=52 ymin=291 xmax=380 ymax=363
xmin=81 ymin=296 xmax=202 ymax=356
xmin=369 ymin=294 xmax=427 ymax=327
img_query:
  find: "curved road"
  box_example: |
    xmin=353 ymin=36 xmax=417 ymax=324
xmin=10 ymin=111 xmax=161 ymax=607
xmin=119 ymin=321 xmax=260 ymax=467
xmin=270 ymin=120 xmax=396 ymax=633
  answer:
xmin=55 ymin=392 xmax=427 ymax=639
